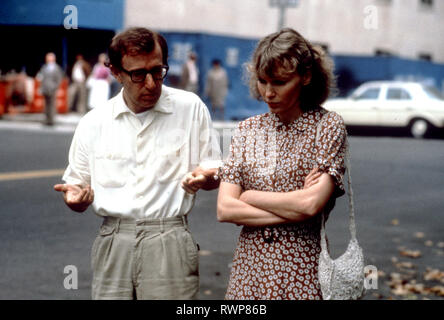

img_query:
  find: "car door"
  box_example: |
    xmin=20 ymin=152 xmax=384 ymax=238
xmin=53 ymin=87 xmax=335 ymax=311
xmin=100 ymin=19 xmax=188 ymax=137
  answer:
xmin=346 ymin=86 xmax=381 ymax=125
xmin=379 ymin=87 xmax=413 ymax=127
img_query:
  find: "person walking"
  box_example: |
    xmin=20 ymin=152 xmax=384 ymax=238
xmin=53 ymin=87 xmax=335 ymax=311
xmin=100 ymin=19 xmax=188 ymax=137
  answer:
xmin=68 ymin=54 xmax=91 ymax=114
xmin=54 ymin=27 xmax=222 ymax=300
xmin=217 ymin=28 xmax=347 ymax=300
xmin=37 ymin=52 xmax=64 ymax=125
xmin=180 ymin=52 xmax=199 ymax=94
xmin=205 ymin=59 xmax=228 ymax=121
xmin=87 ymin=53 xmax=111 ymax=109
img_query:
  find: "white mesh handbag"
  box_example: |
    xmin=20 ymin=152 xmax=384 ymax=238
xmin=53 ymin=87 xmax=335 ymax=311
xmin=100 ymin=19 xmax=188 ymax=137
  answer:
xmin=316 ymin=113 xmax=365 ymax=300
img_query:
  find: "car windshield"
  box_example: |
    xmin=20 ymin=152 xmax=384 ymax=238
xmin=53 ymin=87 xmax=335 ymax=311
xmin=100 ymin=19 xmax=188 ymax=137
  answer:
xmin=350 ymin=88 xmax=380 ymax=100
xmin=423 ymin=85 xmax=443 ymax=100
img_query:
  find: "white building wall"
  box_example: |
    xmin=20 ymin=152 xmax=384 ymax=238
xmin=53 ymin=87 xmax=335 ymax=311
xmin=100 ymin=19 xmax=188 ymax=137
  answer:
xmin=125 ymin=0 xmax=277 ymax=38
xmin=125 ymin=0 xmax=444 ymax=63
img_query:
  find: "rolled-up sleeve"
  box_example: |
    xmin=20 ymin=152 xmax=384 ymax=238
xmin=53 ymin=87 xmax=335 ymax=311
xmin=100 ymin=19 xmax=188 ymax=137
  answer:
xmin=62 ymin=119 xmax=91 ymax=186
xmin=196 ymin=101 xmax=223 ymax=170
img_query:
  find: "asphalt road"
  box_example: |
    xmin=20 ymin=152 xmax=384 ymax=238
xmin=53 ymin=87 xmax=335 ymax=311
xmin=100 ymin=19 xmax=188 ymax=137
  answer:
xmin=0 ymin=124 xmax=443 ymax=300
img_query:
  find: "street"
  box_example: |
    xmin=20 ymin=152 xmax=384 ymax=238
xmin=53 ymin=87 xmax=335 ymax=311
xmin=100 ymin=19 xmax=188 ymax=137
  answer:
xmin=0 ymin=122 xmax=443 ymax=300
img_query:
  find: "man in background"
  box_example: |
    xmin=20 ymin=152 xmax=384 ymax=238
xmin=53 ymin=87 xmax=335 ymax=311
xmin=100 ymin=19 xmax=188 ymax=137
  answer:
xmin=37 ymin=52 xmax=64 ymax=125
xmin=180 ymin=52 xmax=199 ymax=94
xmin=68 ymin=54 xmax=91 ymax=114
xmin=205 ymin=59 xmax=228 ymax=121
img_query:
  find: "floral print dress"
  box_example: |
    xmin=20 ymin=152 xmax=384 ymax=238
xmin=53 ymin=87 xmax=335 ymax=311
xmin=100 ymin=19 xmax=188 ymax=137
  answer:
xmin=220 ymin=107 xmax=347 ymax=300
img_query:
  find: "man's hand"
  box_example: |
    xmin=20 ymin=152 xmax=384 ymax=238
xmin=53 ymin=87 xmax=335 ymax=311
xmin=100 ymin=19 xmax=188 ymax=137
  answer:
xmin=303 ymin=167 xmax=322 ymax=189
xmin=181 ymin=172 xmax=206 ymax=194
xmin=181 ymin=166 xmax=220 ymax=194
xmin=54 ymin=183 xmax=94 ymax=213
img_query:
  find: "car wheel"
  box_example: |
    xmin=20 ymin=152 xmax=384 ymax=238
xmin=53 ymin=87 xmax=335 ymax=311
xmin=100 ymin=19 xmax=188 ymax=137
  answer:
xmin=410 ymin=119 xmax=429 ymax=139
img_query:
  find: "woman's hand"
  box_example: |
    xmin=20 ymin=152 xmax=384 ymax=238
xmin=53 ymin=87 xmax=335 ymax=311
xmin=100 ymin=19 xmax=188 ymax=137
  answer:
xmin=237 ymin=168 xmax=334 ymax=220
xmin=240 ymin=168 xmax=323 ymax=205
xmin=303 ymin=167 xmax=322 ymax=189
xmin=217 ymin=182 xmax=290 ymax=227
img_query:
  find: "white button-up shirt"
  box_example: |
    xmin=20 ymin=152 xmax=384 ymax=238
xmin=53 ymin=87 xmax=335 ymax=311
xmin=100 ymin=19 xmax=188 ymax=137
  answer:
xmin=62 ymin=85 xmax=222 ymax=219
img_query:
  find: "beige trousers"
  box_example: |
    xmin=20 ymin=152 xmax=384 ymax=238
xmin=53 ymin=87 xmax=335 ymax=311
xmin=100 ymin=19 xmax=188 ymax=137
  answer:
xmin=91 ymin=216 xmax=199 ymax=300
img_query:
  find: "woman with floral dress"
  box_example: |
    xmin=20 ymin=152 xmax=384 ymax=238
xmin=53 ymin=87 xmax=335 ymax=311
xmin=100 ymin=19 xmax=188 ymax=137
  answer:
xmin=217 ymin=28 xmax=348 ymax=300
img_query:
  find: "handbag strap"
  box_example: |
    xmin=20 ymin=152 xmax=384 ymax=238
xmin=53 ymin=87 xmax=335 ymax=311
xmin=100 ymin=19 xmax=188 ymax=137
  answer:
xmin=316 ymin=112 xmax=357 ymax=253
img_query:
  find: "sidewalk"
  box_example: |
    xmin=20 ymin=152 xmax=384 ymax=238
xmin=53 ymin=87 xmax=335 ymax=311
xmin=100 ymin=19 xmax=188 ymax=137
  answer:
xmin=0 ymin=112 xmax=80 ymax=132
xmin=0 ymin=112 xmax=239 ymax=132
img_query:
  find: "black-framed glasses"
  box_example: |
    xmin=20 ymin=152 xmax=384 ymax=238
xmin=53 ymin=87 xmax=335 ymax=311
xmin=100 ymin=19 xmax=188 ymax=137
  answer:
xmin=121 ymin=65 xmax=169 ymax=82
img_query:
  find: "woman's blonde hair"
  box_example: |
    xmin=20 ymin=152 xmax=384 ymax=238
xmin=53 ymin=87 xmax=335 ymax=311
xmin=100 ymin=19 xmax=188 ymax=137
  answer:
xmin=246 ymin=28 xmax=337 ymax=111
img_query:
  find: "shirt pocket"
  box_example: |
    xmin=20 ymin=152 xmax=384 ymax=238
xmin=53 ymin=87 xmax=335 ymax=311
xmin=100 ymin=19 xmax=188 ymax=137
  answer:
xmin=155 ymin=141 xmax=189 ymax=183
xmin=94 ymin=154 xmax=130 ymax=188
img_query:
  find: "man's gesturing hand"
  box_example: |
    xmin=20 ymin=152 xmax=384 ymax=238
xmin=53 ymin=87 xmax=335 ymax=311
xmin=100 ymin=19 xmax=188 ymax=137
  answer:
xmin=54 ymin=184 xmax=94 ymax=213
xmin=181 ymin=172 xmax=207 ymax=194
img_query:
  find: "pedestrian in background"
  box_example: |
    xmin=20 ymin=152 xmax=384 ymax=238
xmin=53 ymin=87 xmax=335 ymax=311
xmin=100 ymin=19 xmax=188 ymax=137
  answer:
xmin=54 ymin=27 xmax=222 ymax=300
xmin=87 ymin=53 xmax=111 ymax=109
xmin=205 ymin=59 xmax=228 ymax=121
xmin=68 ymin=54 xmax=91 ymax=114
xmin=180 ymin=52 xmax=199 ymax=94
xmin=37 ymin=52 xmax=64 ymax=126
xmin=217 ymin=28 xmax=347 ymax=300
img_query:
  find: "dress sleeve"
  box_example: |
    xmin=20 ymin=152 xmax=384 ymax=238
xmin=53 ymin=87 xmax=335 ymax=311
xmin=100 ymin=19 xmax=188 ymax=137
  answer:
xmin=315 ymin=112 xmax=347 ymax=198
xmin=219 ymin=122 xmax=246 ymax=187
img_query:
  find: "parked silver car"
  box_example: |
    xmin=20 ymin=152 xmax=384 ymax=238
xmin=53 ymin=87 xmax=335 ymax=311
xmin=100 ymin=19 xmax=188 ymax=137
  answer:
xmin=323 ymin=81 xmax=444 ymax=138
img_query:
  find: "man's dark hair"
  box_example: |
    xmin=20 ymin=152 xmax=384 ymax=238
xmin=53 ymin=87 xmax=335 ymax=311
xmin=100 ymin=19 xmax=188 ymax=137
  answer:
xmin=107 ymin=27 xmax=168 ymax=69
xmin=212 ymin=59 xmax=222 ymax=66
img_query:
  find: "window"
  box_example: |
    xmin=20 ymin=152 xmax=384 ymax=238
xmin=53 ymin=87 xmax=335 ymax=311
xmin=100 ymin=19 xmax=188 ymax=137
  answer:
xmin=419 ymin=0 xmax=434 ymax=11
xmin=386 ymin=88 xmax=412 ymax=100
xmin=423 ymin=86 xmax=443 ymax=100
xmin=354 ymin=88 xmax=380 ymax=100
xmin=418 ymin=53 xmax=432 ymax=62
xmin=375 ymin=49 xmax=393 ymax=57
xmin=420 ymin=0 xmax=433 ymax=7
xmin=376 ymin=0 xmax=392 ymax=6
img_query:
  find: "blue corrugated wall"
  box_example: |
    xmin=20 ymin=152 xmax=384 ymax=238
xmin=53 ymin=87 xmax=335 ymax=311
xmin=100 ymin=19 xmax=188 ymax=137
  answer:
xmin=162 ymin=32 xmax=269 ymax=120
xmin=334 ymin=55 xmax=444 ymax=96
xmin=161 ymin=31 xmax=444 ymax=121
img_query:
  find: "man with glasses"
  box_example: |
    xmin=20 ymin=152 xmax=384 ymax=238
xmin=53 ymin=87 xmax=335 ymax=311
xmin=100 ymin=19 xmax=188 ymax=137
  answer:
xmin=54 ymin=27 xmax=222 ymax=299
